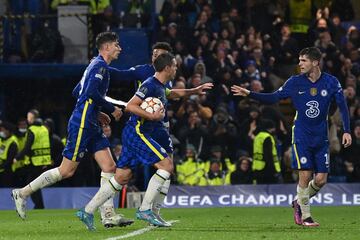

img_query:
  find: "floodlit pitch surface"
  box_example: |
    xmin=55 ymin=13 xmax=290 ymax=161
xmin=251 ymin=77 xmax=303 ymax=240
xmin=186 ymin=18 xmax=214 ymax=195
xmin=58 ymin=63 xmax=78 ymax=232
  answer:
xmin=0 ymin=207 xmax=359 ymax=240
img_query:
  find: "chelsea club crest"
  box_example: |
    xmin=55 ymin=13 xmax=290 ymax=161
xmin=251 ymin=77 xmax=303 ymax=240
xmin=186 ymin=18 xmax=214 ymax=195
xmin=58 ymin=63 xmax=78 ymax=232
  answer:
xmin=321 ymin=89 xmax=328 ymax=97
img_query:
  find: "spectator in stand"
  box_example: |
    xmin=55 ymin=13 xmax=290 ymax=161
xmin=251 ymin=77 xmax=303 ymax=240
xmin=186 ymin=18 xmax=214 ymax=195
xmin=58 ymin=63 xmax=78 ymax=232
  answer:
xmin=238 ymin=106 xmax=261 ymax=155
xmin=243 ymin=60 xmax=261 ymax=82
xmin=159 ymin=22 xmax=180 ymax=49
xmin=330 ymin=14 xmax=347 ymax=47
xmin=177 ymin=110 xmax=210 ymax=160
xmin=208 ymin=107 xmax=238 ymax=160
xmin=193 ymin=61 xmax=213 ymax=83
xmin=315 ymin=30 xmax=341 ymax=76
xmin=159 ymin=0 xmax=186 ymax=26
xmin=230 ymin=156 xmax=253 ymax=185
xmin=250 ymin=79 xmax=264 ymax=93
xmin=193 ymin=10 xmax=214 ymax=38
xmin=275 ymin=24 xmax=299 ymax=65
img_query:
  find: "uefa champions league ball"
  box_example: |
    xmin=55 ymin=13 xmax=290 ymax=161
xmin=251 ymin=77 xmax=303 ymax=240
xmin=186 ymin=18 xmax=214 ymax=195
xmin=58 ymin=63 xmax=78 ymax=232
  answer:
xmin=140 ymin=97 xmax=163 ymax=113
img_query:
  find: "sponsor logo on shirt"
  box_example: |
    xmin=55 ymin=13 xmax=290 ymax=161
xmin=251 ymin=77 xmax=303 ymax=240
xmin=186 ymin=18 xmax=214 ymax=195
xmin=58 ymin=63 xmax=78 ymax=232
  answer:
xmin=300 ymin=157 xmax=307 ymax=164
xmin=95 ymin=74 xmax=103 ymax=80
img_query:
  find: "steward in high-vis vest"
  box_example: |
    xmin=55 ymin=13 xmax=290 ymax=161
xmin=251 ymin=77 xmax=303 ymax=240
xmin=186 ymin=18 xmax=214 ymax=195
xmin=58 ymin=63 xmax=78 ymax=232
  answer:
xmin=252 ymin=119 xmax=282 ymax=184
xmin=12 ymin=118 xmax=30 ymax=187
xmin=0 ymin=121 xmax=18 ymax=187
xmin=199 ymin=159 xmax=230 ymax=186
xmin=14 ymin=109 xmax=51 ymax=209
xmin=176 ymin=144 xmax=206 ymax=186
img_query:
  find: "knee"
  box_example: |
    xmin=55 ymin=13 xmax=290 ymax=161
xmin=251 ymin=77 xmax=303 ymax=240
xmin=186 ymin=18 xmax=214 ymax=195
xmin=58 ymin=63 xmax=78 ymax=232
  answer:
xmin=59 ymin=168 xmax=75 ymax=179
xmin=114 ymin=171 xmax=131 ymax=185
xmin=315 ymin=177 xmax=327 ymax=188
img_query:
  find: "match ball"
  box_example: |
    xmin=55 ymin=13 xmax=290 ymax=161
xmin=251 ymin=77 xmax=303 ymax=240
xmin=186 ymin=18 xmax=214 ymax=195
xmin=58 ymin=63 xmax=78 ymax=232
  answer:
xmin=140 ymin=97 xmax=163 ymax=113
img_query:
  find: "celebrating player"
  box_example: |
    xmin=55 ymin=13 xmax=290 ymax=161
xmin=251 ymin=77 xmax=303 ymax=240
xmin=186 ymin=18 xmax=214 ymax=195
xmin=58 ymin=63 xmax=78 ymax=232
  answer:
xmin=108 ymin=42 xmax=186 ymax=225
xmin=231 ymin=47 xmax=352 ymax=226
xmin=12 ymin=32 xmax=133 ymax=228
xmin=76 ymin=52 xmax=212 ymax=230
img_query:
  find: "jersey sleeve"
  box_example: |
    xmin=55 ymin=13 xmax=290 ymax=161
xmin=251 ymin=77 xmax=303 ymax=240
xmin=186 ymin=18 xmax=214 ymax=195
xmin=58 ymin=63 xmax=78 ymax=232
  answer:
xmin=84 ymin=64 xmax=115 ymax=113
xmin=333 ymin=79 xmax=350 ymax=133
xmin=72 ymin=82 xmax=81 ymax=98
xmin=108 ymin=66 xmax=137 ymax=84
xmin=135 ymin=81 xmax=152 ymax=100
xmin=249 ymin=77 xmax=294 ymax=104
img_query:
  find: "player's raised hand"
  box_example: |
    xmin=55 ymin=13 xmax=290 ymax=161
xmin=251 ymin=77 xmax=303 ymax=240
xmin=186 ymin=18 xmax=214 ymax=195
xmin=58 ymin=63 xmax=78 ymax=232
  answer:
xmin=98 ymin=111 xmax=111 ymax=126
xmin=111 ymin=106 xmax=123 ymax=121
xmin=151 ymin=106 xmax=165 ymax=121
xmin=342 ymin=132 xmax=352 ymax=148
xmin=231 ymin=85 xmax=250 ymax=96
xmin=194 ymin=83 xmax=213 ymax=95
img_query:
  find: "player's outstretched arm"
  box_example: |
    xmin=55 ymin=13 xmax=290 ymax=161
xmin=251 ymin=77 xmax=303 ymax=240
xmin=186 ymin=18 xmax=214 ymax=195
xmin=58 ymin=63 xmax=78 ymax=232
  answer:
xmin=126 ymin=95 xmax=164 ymax=121
xmin=231 ymin=85 xmax=250 ymax=96
xmin=108 ymin=66 xmax=136 ymax=84
xmin=167 ymin=83 xmax=214 ymax=99
xmin=231 ymin=84 xmax=282 ymax=104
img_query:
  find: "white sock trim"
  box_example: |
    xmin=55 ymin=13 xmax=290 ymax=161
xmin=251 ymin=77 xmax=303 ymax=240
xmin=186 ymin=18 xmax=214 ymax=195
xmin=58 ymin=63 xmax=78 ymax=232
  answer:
xmin=156 ymin=169 xmax=170 ymax=180
xmin=109 ymin=177 xmax=122 ymax=191
xmin=101 ymin=171 xmax=115 ymax=179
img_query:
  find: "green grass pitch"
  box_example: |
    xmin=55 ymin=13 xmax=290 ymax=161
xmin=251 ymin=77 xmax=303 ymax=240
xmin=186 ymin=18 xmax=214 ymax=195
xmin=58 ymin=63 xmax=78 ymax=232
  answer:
xmin=0 ymin=207 xmax=359 ymax=240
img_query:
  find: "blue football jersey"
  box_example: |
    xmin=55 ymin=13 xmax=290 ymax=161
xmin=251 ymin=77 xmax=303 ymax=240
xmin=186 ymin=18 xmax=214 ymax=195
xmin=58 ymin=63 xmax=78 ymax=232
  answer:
xmin=69 ymin=55 xmax=114 ymax=129
xmin=250 ymin=72 xmax=350 ymax=142
xmin=110 ymin=64 xmax=172 ymax=126
xmin=127 ymin=76 xmax=169 ymax=133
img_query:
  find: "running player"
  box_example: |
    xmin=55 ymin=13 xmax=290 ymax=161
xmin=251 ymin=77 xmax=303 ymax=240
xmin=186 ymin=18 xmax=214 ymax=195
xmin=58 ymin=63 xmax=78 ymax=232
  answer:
xmin=109 ymin=42 xmax=176 ymax=225
xmin=12 ymin=32 xmax=133 ymax=229
xmin=231 ymin=47 xmax=352 ymax=226
xmin=76 ymin=52 xmax=212 ymax=230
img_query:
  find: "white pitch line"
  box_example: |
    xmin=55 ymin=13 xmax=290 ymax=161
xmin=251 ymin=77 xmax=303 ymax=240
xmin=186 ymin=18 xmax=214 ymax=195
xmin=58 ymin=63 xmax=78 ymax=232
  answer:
xmin=104 ymin=220 xmax=179 ymax=240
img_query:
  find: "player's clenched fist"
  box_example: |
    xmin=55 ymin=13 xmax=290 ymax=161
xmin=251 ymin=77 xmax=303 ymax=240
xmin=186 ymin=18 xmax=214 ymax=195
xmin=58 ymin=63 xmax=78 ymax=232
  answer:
xmin=111 ymin=106 xmax=123 ymax=121
xmin=231 ymin=85 xmax=250 ymax=96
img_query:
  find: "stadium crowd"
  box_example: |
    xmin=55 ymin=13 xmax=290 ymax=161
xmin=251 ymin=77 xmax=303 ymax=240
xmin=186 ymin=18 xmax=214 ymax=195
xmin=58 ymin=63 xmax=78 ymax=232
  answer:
xmin=1 ymin=0 xmax=360 ymax=192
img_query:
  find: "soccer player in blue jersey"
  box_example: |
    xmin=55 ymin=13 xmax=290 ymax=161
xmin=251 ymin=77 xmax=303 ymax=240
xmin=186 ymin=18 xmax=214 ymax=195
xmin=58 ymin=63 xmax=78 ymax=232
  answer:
xmin=77 ymin=52 xmax=212 ymax=229
xmin=12 ymin=32 xmax=133 ymax=229
xmin=109 ymin=42 xmax=177 ymax=225
xmin=231 ymin=47 xmax=352 ymax=227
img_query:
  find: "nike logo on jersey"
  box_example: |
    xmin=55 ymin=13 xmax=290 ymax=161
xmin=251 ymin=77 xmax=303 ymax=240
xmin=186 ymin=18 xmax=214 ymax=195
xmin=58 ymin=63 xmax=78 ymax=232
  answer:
xmin=298 ymin=91 xmax=305 ymax=94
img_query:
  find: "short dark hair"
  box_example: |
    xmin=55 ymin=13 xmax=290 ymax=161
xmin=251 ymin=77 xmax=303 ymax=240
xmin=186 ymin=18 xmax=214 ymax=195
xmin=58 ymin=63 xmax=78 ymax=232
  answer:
xmin=299 ymin=47 xmax=322 ymax=62
xmin=153 ymin=52 xmax=175 ymax=72
xmin=0 ymin=121 xmax=16 ymax=133
xmin=28 ymin=109 xmax=40 ymax=118
xmin=152 ymin=42 xmax=173 ymax=53
xmin=96 ymin=32 xmax=118 ymax=50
